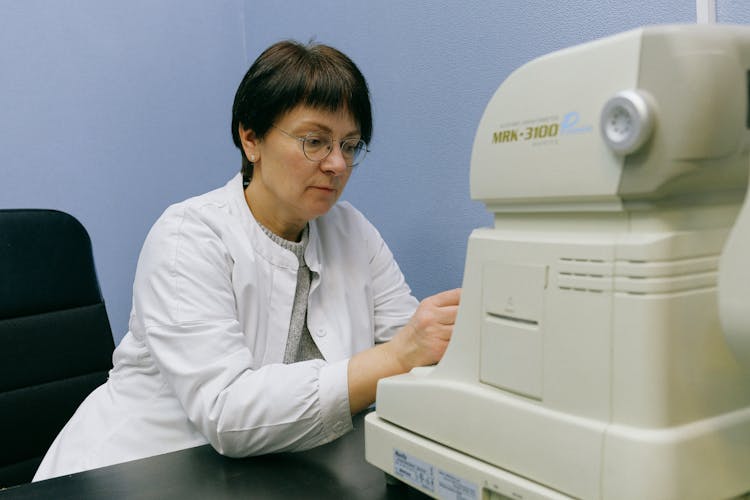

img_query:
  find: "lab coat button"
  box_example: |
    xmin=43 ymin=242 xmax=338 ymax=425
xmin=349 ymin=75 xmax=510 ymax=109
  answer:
xmin=316 ymin=328 xmax=327 ymax=337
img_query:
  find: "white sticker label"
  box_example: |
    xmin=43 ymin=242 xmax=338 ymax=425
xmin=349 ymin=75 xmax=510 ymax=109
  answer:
xmin=393 ymin=449 xmax=435 ymax=492
xmin=437 ymin=469 xmax=478 ymax=500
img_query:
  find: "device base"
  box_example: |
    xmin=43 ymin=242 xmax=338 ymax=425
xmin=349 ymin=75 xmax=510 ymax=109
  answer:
xmin=365 ymin=412 xmax=571 ymax=500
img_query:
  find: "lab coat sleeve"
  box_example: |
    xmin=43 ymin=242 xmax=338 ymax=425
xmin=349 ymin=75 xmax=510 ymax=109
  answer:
xmin=357 ymin=209 xmax=420 ymax=343
xmin=131 ymin=204 xmax=350 ymax=457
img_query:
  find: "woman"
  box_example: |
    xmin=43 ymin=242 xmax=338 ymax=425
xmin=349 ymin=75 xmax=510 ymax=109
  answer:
xmin=33 ymin=40 xmax=460 ymax=480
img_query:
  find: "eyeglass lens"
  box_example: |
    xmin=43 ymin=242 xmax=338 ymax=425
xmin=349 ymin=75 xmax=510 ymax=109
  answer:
xmin=303 ymin=133 xmax=367 ymax=166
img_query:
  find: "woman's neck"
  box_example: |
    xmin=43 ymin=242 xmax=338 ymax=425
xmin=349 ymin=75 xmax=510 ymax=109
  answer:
xmin=244 ymin=183 xmax=305 ymax=242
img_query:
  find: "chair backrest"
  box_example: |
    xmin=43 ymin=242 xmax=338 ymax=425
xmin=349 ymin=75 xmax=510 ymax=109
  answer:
xmin=0 ymin=209 xmax=115 ymax=487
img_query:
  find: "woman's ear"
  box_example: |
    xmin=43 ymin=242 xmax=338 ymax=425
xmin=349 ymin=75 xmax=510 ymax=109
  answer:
xmin=239 ymin=125 xmax=260 ymax=163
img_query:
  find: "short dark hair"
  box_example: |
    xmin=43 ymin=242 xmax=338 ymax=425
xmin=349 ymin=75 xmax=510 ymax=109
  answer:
xmin=231 ymin=40 xmax=372 ymax=181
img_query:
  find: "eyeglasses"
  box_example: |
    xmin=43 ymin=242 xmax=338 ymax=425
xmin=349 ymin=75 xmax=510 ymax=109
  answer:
xmin=271 ymin=125 xmax=368 ymax=167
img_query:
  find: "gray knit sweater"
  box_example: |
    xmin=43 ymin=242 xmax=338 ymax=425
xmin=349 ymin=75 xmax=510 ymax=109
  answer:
xmin=258 ymin=223 xmax=323 ymax=363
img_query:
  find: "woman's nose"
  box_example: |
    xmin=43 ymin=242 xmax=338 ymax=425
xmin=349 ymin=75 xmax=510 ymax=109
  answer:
xmin=320 ymin=142 xmax=349 ymax=174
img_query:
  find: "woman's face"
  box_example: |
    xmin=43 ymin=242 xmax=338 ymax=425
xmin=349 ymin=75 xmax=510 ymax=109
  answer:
xmin=241 ymin=105 xmax=360 ymax=240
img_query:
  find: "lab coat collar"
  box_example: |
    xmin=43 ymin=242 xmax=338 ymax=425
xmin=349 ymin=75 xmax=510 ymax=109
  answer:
xmin=305 ymin=219 xmax=323 ymax=277
xmin=226 ymin=173 xmax=298 ymax=271
xmin=226 ymin=172 xmax=324 ymax=275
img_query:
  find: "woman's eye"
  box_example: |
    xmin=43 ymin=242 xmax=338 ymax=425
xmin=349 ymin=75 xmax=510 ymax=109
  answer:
xmin=342 ymin=140 xmax=363 ymax=156
xmin=305 ymin=136 xmax=326 ymax=149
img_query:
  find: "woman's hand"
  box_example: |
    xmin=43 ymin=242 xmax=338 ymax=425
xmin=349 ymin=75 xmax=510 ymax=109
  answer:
xmin=391 ymin=288 xmax=461 ymax=371
xmin=347 ymin=288 xmax=461 ymax=414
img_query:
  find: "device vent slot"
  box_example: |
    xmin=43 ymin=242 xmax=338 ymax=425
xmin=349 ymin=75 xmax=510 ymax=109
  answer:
xmin=557 ymin=258 xmax=611 ymax=294
xmin=615 ymin=255 xmax=718 ymax=295
xmin=556 ymin=255 xmax=718 ymax=295
xmin=486 ymin=312 xmax=539 ymax=326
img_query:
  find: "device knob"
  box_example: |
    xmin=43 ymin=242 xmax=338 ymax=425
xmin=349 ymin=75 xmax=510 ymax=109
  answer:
xmin=600 ymin=90 xmax=655 ymax=155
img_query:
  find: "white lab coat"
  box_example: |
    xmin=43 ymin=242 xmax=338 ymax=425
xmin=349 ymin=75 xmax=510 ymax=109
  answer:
xmin=34 ymin=173 xmax=418 ymax=480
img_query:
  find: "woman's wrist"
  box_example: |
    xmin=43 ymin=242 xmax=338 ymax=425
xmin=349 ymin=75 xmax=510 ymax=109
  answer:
xmin=387 ymin=325 xmax=419 ymax=373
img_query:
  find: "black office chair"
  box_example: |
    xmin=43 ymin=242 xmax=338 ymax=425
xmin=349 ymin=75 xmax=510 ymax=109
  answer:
xmin=0 ymin=209 xmax=115 ymax=488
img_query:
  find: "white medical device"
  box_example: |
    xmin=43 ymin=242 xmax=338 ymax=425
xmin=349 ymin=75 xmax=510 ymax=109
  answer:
xmin=365 ymin=25 xmax=750 ymax=500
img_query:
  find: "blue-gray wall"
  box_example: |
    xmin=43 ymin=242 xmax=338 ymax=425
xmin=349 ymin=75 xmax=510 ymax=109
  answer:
xmin=1 ymin=1 xmax=748 ymax=343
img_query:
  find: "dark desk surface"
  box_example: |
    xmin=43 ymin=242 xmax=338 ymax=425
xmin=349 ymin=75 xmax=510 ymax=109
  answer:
xmin=0 ymin=412 xmax=429 ymax=499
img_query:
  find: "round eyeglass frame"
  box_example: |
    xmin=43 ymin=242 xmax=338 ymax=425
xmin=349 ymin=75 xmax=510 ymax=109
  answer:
xmin=271 ymin=125 xmax=369 ymax=167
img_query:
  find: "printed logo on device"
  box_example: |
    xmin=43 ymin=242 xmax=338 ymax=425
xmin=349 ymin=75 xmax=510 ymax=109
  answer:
xmin=392 ymin=449 xmax=478 ymax=500
xmin=491 ymin=111 xmax=593 ymax=147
